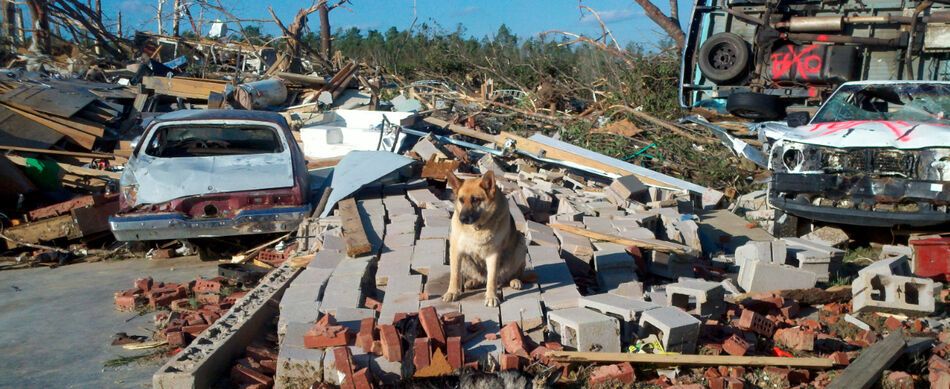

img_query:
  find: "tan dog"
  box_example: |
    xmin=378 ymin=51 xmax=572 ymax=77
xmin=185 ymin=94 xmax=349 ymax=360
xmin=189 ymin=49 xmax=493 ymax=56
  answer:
xmin=442 ymin=171 xmax=527 ymax=307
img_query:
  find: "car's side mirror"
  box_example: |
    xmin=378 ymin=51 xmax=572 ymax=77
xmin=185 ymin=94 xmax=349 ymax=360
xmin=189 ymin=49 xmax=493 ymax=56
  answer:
xmin=786 ymin=111 xmax=810 ymax=127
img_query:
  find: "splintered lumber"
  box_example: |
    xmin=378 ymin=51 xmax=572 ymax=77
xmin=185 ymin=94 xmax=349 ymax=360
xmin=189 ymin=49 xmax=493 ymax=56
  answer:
xmin=0 ymin=145 xmax=114 ymax=160
xmin=275 ymin=72 xmax=328 ymax=87
xmin=141 ymin=76 xmax=227 ymax=100
xmin=0 ymin=103 xmax=97 ymax=149
xmin=338 ymin=197 xmax=372 ymax=257
xmin=549 ymin=222 xmax=692 ymax=255
xmin=422 ymin=116 xmax=497 ymax=143
xmin=0 ymin=101 xmax=105 ymax=137
xmin=827 ymin=332 xmax=905 ymax=389
xmin=546 ymin=351 xmax=836 ymax=368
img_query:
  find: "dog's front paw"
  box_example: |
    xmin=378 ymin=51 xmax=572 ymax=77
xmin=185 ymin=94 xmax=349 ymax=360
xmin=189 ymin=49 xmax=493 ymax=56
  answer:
xmin=484 ymin=293 xmax=500 ymax=307
xmin=509 ymin=279 xmax=522 ymax=290
xmin=442 ymin=291 xmax=460 ymax=302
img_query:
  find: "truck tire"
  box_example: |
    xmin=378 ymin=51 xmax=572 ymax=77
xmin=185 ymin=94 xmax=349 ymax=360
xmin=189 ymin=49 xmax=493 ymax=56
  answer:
xmin=727 ymin=92 xmax=786 ymax=120
xmin=698 ymin=33 xmax=750 ymax=84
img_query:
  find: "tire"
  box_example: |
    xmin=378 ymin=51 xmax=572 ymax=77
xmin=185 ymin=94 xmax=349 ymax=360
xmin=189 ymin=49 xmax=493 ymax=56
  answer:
xmin=727 ymin=92 xmax=786 ymax=121
xmin=698 ymin=33 xmax=750 ymax=84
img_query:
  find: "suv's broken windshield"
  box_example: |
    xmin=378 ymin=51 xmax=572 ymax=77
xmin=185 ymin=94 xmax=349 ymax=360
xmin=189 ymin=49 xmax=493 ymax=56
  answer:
xmin=812 ymin=83 xmax=950 ymax=124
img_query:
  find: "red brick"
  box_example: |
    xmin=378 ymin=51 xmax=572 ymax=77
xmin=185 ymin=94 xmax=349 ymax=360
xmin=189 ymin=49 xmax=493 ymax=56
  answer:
xmin=166 ymin=331 xmax=186 ymax=347
xmin=356 ymin=317 xmax=376 ymax=352
xmin=196 ymin=293 xmax=221 ymax=305
xmin=500 ymin=322 xmax=529 ymax=357
xmin=530 ymin=345 xmax=551 ymax=364
xmin=828 ymin=351 xmax=850 ymax=366
xmin=184 ymin=313 xmax=205 ymax=326
xmin=371 ymin=340 xmax=382 ymax=355
xmin=704 ymin=367 xmax=721 ymax=379
xmin=378 ymin=324 xmax=402 ymax=362
xmin=773 ymin=328 xmax=815 ymax=351
xmin=763 ymin=366 xmax=791 ymax=384
xmin=442 ymin=312 xmax=465 ymax=338
xmin=499 ymin=354 xmax=520 ymax=371
xmin=447 ymin=336 xmax=463 ymax=369
xmin=932 ymin=371 xmax=950 ymax=389
xmin=485 ymin=333 xmax=498 ymax=340
xmin=418 ymin=306 xmax=446 ymax=349
xmin=729 ymin=366 xmax=745 ymax=378
xmin=413 ymin=337 xmax=431 ymax=370
xmin=364 ymin=296 xmax=382 ymax=311
xmin=230 ymin=364 xmax=273 ymax=387
xmin=134 ymin=277 xmax=154 ymax=292
xmin=333 ymin=347 xmax=357 ymax=389
xmin=929 ymin=355 xmax=950 ymax=385
xmin=151 ymin=248 xmax=177 ymax=259
xmin=544 ymin=341 xmax=564 ymax=351
xmin=883 ymin=316 xmax=903 ymax=331
xmin=886 ymin=371 xmax=914 ymax=389
xmin=304 ymin=325 xmax=349 ymax=348
xmin=722 ymin=334 xmax=750 ymax=356
xmin=724 ymin=377 xmax=744 ymax=389
xmin=193 ymin=277 xmax=224 ymax=294
xmin=183 ymin=324 xmax=210 ymax=336
xmin=114 ymin=290 xmax=143 ymax=311
xmin=246 ymin=344 xmax=278 ymax=362
xmin=851 ymin=330 xmax=878 ymax=346
xmin=258 ymin=359 xmax=277 ymax=374
xmin=351 ymin=367 xmax=374 ymax=389
xmin=737 ymin=309 xmax=775 ymax=337
xmin=589 ymin=362 xmax=635 ymax=386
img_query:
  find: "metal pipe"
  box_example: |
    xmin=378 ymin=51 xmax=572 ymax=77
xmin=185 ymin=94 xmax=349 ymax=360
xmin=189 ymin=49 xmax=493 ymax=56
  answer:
xmin=787 ymin=16 xmax=843 ymax=32
xmin=784 ymin=32 xmax=904 ymax=47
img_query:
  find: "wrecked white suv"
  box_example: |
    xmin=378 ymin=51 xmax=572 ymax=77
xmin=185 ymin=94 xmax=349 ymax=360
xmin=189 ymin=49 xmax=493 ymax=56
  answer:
xmin=764 ymin=81 xmax=950 ymax=227
xmin=109 ymin=110 xmax=310 ymax=241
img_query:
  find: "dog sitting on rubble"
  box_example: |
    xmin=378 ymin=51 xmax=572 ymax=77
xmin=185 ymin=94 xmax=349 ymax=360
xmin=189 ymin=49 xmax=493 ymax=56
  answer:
xmin=442 ymin=171 xmax=527 ymax=307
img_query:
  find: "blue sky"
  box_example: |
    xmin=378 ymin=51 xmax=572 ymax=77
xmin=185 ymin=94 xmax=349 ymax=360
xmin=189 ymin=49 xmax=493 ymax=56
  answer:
xmin=104 ymin=0 xmax=695 ymax=47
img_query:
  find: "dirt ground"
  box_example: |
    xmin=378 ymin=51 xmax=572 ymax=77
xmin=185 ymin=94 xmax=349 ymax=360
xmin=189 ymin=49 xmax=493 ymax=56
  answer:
xmin=0 ymin=256 xmax=219 ymax=388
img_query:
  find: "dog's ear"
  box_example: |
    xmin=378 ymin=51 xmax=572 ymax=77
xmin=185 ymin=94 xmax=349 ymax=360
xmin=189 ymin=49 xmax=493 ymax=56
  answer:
xmin=479 ymin=170 xmax=496 ymax=195
xmin=446 ymin=172 xmax=462 ymax=192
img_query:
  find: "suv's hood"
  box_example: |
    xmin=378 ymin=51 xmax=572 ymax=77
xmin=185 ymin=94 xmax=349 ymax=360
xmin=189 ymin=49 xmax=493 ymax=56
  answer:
xmin=763 ymin=120 xmax=950 ymax=149
xmin=127 ymin=153 xmax=295 ymax=206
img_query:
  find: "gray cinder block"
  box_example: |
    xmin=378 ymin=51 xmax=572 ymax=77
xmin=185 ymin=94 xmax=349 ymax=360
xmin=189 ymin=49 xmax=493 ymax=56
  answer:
xmin=734 ymin=241 xmax=786 ymax=268
xmin=665 ymin=279 xmax=725 ymax=319
xmin=638 ymin=306 xmax=701 ymax=353
xmin=851 ymin=272 xmax=937 ymax=315
xmin=648 ymin=251 xmax=695 ymax=279
xmin=547 ymin=307 xmax=621 ymax=352
xmin=738 ymin=260 xmax=816 ymax=293
xmin=578 ymin=294 xmax=659 ymax=344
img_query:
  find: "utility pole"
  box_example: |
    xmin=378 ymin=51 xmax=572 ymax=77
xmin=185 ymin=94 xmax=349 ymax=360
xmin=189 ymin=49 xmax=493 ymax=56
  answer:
xmin=117 ymin=11 xmax=122 ymax=38
xmin=94 ymin=0 xmax=102 ymax=55
xmin=318 ymin=2 xmax=330 ymax=60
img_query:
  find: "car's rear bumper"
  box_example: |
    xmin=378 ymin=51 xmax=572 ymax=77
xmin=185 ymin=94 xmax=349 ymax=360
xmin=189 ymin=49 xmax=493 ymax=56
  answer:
xmin=109 ymin=206 xmax=310 ymax=241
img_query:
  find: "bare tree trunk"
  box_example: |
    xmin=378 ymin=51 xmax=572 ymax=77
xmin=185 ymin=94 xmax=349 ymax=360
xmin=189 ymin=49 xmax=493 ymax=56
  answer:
xmin=156 ymin=0 xmax=163 ymax=34
xmin=668 ymin=0 xmax=678 ymax=27
xmin=14 ymin=6 xmax=24 ymax=42
xmin=117 ymin=10 xmax=121 ymax=38
xmin=171 ymin=0 xmax=180 ymax=36
xmin=632 ymin=0 xmax=684 ymax=51
xmin=26 ymin=0 xmax=51 ymax=55
xmin=318 ymin=2 xmax=330 ymax=60
xmin=94 ymin=0 xmax=101 ymax=54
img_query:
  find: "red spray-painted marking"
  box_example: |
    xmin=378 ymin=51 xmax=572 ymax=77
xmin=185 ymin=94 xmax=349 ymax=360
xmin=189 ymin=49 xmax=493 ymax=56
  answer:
xmin=770 ymin=45 xmax=823 ymax=81
xmin=808 ymin=120 xmax=915 ymax=142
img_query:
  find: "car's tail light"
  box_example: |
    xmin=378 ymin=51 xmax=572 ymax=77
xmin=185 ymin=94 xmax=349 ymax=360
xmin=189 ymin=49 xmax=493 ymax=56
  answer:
xmin=119 ymin=173 xmax=138 ymax=210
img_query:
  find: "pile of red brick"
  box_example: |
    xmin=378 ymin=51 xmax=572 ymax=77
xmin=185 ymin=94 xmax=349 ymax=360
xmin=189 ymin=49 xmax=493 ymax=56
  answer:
xmin=231 ymin=342 xmax=279 ymax=389
xmin=113 ymin=276 xmax=246 ymax=348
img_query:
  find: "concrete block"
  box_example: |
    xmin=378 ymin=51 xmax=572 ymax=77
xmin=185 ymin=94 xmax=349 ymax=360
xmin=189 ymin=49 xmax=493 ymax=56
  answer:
xmin=500 ymin=283 xmax=544 ymax=331
xmin=411 ymin=238 xmax=446 ymax=275
xmin=375 ymin=248 xmax=413 ymax=286
xmin=553 ymin=228 xmax=594 ymax=261
xmin=880 ymin=245 xmax=913 ymax=260
xmin=593 ymin=248 xmax=637 ymax=291
xmin=648 ymin=251 xmax=695 ymax=279
xmin=526 ymin=220 xmax=559 ymax=247
xmin=609 ymin=281 xmax=645 ymax=300
xmin=638 ymin=306 xmax=701 ymax=353
xmin=734 ymin=241 xmax=786 ymax=268
xmin=407 ymin=188 xmax=441 ymax=209
xmin=852 ymin=272 xmax=937 ymax=315
xmin=378 ymin=275 xmax=423 ymax=324
xmin=579 ymin=294 xmax=659 ymax=343
xmin=383 ymin=232 xmax=416 ymax=250
xmin=333 ymin=307 xmax=376 ymax=333
xmin=275 ymin=345 xmax=325 ymax=389
xmin=665 ymin=279 xmax=725 ymax=319
xmin=422 ymin=265 xmax=451 ymax=300
xmin=859 ymin=256 xmax=913 ymax=277
xmin=738 ymin=260 xmax=817 ymax=293
xmin=610 ymin=175 xmax=648 ymax=200
xmin=308 ymin=249 xmax=345 ymax=270
xmin=548 ymin=307 xmax=621 ymax=352
xmin=801 ymin=226 xmax=849 ymax=248
xmin=508 ymin=199 xmax=527 ymax=232
xmin=370 ymin=355 xmax=404 ymax=385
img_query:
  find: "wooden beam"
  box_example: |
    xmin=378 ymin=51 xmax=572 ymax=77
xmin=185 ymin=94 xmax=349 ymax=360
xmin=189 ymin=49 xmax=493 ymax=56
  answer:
xmin=549 ymin=222 xmax=692 ymax=255
xmin=546 ymin=351 xmax=836 ymax=368
xmin=828 ymin=332 xmax=905 ymax=389
xmin=141 ymin=76 xmax=227 ymax=100
xmin=338 ymin=197 xmax=372 ymax=257
xmin=0 ymin=145 xmax=114 ymax=160
xmin=0 ymin=101 xmax=105 ymax=138
xmin=422 ymin=116 xmax=497 ymax=143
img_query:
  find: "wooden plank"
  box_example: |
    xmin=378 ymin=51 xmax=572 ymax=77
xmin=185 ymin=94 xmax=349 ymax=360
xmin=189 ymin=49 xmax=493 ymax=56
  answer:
xmin=0 ymin=84 xmax=95 ymax=118
xmin=0 ymin=145 xmax=114 ymax=159
xmin=0 ymin=106 xmax=64 ymax=149
xmin=0 ymin=103 xmax=96 ymax=149
xmin=0 ymin=101 xmax=105 ymax=138
xmin=338 ymin=197 xmax=372 ymax=257
xmin=141 ymin=76 xmax=227 ymax=100
xmin=828 ymin=332 xmax=905 ymax=389
xmin=549 ymin=222 xmax=692 ymax=255
xmin=275 ymin=72 xmax=328 ymax=87
xmin=546 ymin=351 xmax=836 ymax=368
xmin=422 ymin=116 xmax=497 ymax=143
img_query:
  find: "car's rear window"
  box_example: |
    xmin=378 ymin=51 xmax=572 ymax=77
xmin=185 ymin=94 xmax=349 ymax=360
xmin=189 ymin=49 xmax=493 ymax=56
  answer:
xmin=144 ymin=125 xmax=283 ymax=157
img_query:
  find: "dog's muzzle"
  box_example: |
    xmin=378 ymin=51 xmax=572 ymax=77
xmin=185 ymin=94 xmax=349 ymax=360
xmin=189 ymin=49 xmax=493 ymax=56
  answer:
xmin=459 ymin=210 xmax=480 ymax=225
